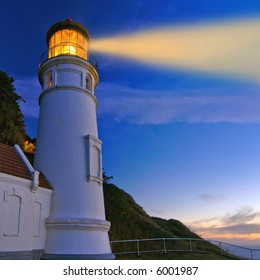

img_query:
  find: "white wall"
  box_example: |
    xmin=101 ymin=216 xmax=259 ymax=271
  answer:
xmin=0 ymin=172 xmax=52 ymax=253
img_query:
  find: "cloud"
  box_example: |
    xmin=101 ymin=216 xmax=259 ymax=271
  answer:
xmin=189 ymin=206 xmax=260 ymax=238
xmin=219 ymin=223 xmax=260 ymax=235
xmin=14 ymin=74 xmax=260 ymax=128
xmin=222 ymin=206 xmax=260 ymax=226
xmin=97 ymin=82 xmax=260 ymax=125
xmin=199 ymin=193 xmax=225 ymax=202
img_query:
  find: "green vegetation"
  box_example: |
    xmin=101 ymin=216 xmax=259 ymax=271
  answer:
xmin=103 ymin=182 xmax=240 ymax=260
xmin=0 ymin=71 xmax=26 ymax=147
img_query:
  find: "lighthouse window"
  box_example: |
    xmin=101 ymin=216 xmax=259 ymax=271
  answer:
xmin=63 ymin=29 xmax=69 ymax=42
xmin=70 ymin=30 xmax=77 ymax=44
xmin=48 ymin=72 xmax=53 ymax=87
xmin=54 ymin=31 xmax=62 ymax=56
xmin=55 ymin=31 xmax=62 ymax=44
xmin=78 ymin=33 xmax=83 ymax=45
xmin=77 ymin=33 xmax=84 ymax=58
xmin=86 ymin=75 xmax=92 ymax=91
xmin=48 ymin=29 xmax=89 ymax=60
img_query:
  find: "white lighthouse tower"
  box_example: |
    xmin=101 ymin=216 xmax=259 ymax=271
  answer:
xmin=34 ymin=19 xmax=114 ymax=259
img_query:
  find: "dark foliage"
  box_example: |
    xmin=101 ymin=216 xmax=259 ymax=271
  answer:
xmin=0 ymin=71 xmax=26 ymax=146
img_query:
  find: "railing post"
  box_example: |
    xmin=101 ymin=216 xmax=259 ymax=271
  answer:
xmin=219 ymin=242 xmax=223 ymax=255
xmin=163 ymin=238 xmax=167 ymax=254
xmin=189 ymin=238 xmax=193 ymax=252
xmin=137 ymin=240 xmax=140 ymax=255
xmin=250 ymin=249 xmax=253 ymax=260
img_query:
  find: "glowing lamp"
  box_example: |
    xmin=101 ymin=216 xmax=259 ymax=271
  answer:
xmin=46 ymin=18 xmax=90 ymax=60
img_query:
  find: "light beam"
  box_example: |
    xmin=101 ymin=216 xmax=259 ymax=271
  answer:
xmin=91 ymin=18 xmax=260 ymax=82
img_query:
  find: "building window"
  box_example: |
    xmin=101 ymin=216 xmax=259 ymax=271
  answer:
xmin=85 ymin=134 xmax=102 ymax=185
xmin=3 ymin=189 xmax=22 ymax=236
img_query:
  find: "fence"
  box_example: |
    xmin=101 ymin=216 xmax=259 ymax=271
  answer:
xmin=110 ymin=238 xmax=260 ymax=259
xmin=208 ymin=240 xmax=260 ymax=260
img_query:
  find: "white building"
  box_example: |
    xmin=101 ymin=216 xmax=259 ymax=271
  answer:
xmin=0 ymin=143 xmax=52 ymax=259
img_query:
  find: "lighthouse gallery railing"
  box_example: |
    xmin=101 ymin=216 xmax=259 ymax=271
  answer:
xmin=38 ymin=44 xmax=98 ymax=70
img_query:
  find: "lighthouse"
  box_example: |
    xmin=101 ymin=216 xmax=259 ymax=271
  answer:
xmin=34 ymin=19 xmax=114 ymax=259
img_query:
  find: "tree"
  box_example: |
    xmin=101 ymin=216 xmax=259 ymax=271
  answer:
xmin=103 ymin=169 xmax=114 ymax=185
xmin=0 ymin=70 xmax=26 ymax=146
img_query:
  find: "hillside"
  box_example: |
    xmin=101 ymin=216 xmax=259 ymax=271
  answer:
xmin=103 ymin=183 xmax=239 ymax=259
xmin=103 ymin=183 xmax=201 ymax=241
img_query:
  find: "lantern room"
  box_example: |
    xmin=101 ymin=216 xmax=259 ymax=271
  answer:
xmin=46 ymin=18 xmax=90 ymax=60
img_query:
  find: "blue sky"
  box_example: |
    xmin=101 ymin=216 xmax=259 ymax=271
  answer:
xmin=1 ymin=0 xmax=260 ymax=246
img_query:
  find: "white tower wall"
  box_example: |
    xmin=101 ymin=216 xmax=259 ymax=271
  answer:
xmin=34 ymin=32 xmax=113 ymax=259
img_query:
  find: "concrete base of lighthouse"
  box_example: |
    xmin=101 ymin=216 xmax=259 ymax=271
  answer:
xmin=41 ymin=218 xmax=115 ymax=260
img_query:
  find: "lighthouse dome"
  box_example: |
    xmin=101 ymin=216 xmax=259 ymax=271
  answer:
xmin=46 ymin=18 xmax=91 ymax=60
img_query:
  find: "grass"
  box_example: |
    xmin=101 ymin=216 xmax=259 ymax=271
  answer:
xmin=103 ymin=183 xmax=241 ymax=260
xmin=115 ymin=251 xmax=241 ymax=260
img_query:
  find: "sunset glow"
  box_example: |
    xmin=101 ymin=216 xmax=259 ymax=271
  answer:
xmin=188 ymin=207 xmax=260 ymax=244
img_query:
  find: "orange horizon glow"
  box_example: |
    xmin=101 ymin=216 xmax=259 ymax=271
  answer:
xmin=189 ymin=225 xmax=260 ymax=245
xmin=187 ymin=207 xmax=260 ymax=245
xmin=198 ymin=232 xmax=260 ymax=241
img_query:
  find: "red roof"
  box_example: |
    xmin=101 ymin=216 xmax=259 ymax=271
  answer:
xmin=0 ymin=143 xmax=52 ymax=190
xmin=39 ymin=171 xmax=52 ymax=190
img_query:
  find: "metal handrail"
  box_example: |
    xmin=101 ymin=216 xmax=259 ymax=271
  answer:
xmin=110 ymin=237 xmax=260 ymax=259
xmin=38 ymin=44 xmax=98 ymax=70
